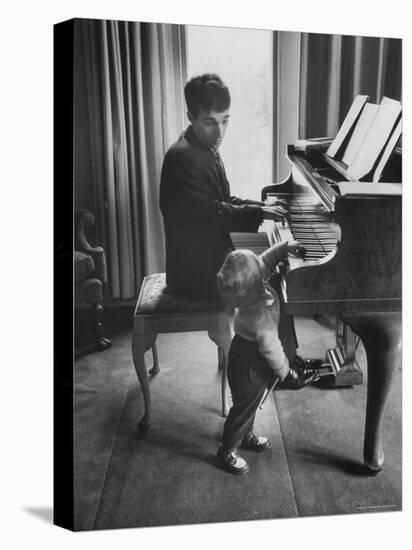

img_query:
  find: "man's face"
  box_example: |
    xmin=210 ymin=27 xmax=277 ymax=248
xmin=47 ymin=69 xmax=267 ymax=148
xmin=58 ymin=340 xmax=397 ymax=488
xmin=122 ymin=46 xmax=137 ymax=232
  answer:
xmin=188 ymin=108 xmax=230 ymax=150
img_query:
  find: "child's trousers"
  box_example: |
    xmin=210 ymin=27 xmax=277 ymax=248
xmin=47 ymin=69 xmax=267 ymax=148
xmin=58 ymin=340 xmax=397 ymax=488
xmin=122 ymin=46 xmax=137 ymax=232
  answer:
xmin=222 ymin=334 xmax=276 ymax=451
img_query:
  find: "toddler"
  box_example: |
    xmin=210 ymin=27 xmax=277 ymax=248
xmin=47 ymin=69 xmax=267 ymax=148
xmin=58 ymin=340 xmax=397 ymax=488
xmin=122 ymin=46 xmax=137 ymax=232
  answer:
xmin=216 ymin=241 xmax=318 ymax=475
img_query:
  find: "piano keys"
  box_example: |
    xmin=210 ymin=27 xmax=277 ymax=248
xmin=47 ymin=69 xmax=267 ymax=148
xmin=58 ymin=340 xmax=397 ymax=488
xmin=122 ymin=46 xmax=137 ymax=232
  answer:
xmin=265 ymin=196 xmax=339 ymax=261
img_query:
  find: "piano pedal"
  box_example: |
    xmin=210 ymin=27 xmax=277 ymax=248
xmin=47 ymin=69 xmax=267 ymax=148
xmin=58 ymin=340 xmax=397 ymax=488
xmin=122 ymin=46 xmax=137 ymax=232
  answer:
xmin=314 ymin=347 xmax=363 ymax=388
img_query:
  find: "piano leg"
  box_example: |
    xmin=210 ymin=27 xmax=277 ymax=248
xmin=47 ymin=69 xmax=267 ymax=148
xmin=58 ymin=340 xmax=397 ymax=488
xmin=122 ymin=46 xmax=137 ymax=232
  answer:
xmin=342 ymin=312 xmax=401 ymax=473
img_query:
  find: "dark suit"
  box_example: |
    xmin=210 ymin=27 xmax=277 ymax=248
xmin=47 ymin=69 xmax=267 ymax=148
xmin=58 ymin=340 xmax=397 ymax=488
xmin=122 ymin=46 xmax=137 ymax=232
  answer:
xmin=160 ymin=125 xmax=264 ymax=300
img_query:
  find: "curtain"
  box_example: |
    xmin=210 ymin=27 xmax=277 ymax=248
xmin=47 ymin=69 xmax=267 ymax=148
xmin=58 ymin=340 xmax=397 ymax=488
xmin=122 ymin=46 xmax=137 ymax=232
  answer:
xmin=80 ymin=19 xmax=186 ymax=299
xmin=299 ymin=33 xmax=402 ymax=139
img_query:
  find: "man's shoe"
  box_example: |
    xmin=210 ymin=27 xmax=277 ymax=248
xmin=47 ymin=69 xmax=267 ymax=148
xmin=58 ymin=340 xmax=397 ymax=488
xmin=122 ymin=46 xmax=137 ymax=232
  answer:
xmin=276 ymin=366 xmax=319 ymax=390
xmin=292 ymin=355 xmax=323 ymax=372
xmin=241 ymin=433 xmax=271 ymax=452
xmin=217 ymin=447 xmax=249 ymax=475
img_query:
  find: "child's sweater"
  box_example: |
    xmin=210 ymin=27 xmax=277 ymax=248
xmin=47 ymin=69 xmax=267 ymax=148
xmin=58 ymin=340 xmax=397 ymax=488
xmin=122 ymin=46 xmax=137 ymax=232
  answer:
xmin=233 ymin=284 xmax=289 ymax=380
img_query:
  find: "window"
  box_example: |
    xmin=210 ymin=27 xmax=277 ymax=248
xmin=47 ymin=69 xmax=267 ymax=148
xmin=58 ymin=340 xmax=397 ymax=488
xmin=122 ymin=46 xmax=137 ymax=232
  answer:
xmin=186 ymin=25 xmax=273 ymax=200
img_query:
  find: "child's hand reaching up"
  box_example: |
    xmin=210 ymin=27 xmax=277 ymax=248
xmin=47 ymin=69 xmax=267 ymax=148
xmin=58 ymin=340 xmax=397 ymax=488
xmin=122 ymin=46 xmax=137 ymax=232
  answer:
xmin=287 ymin=240 xmax=306 ymax=258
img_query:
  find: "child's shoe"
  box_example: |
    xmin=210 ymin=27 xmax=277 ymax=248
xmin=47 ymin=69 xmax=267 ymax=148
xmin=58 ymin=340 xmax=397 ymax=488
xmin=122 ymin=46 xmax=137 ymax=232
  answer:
xmin=217 ymin=447 xmax=249 ymax=475
xmin=242 ymin=432 xmax=271 ymax=452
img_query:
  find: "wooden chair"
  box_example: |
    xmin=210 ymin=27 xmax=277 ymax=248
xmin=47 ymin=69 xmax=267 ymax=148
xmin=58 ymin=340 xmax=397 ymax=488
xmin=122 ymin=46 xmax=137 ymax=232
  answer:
xmin=132 ymin=273 xmax=232 ymax=430
xmin=75 ymin=209 xmax=111 ymax=356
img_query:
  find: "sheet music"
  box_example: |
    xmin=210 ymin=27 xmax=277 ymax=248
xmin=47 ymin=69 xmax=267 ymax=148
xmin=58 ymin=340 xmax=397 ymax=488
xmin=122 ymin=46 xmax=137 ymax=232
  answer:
xmin=326 ymin=95 xmax=369 ymax=158
xmin=341 ymin=103 xmax=378 ymax=166
xmin=347 ymin=97 xmax=402 ymax=180
xmin=372 ymin=119 xmax=402 ymax=183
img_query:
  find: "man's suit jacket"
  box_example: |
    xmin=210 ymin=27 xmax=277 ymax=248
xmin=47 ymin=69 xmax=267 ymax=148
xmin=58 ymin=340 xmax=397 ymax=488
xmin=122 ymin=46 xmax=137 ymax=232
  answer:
xmin=160 ymin=125 xmax=264 ymax=301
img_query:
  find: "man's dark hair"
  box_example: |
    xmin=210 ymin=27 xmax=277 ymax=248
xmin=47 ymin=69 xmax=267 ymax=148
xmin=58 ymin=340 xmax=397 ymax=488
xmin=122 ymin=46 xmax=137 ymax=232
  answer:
xmin=184 ymin=74 xmax=231 ymax=117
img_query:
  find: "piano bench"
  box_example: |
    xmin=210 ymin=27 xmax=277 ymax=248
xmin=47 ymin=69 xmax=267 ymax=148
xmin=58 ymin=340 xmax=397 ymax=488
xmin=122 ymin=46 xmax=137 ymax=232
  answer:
xmin=132 ymin=273 xmax=232 ymax=430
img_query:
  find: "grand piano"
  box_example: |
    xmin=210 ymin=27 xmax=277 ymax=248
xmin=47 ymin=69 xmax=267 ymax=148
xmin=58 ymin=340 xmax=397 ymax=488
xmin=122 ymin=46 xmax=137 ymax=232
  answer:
xmin=254 ymin=132 xmax=402 ymax=474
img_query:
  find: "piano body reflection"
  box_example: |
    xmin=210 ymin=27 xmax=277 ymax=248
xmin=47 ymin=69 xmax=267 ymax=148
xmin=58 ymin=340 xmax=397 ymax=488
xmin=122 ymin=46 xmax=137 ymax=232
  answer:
xmin=255 ymin=142 xmax=401 ymax=473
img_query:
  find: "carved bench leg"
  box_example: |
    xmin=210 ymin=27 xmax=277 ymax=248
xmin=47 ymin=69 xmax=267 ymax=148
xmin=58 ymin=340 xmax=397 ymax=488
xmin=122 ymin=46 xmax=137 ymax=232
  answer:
xmin=219 ymin=346 xmax=229 ymax=418
xmin=217 ymin=346 xmax=228 ymax=415
xmin=149 ymin=342 xmax=160 ymax=376
xmin=132 ymin=332 xmax=157 ymax=430
xmin=208 ymin=313 xmax=233 ymax=418
xmin=217 ymin=347 xmax=224 ymax=371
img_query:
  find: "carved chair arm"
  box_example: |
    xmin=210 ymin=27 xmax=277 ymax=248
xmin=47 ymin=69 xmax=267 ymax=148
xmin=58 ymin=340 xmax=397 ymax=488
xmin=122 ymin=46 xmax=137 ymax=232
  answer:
xmin=88 ymin=247 xmax=107 ymax=283
xmin=75 ymin=209 xmax=107 ymax=283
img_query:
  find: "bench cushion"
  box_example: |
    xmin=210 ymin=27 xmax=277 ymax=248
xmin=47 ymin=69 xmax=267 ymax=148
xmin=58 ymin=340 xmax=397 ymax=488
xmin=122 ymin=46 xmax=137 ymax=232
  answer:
xmin=135 ymin=273 xmax=225 ymax=315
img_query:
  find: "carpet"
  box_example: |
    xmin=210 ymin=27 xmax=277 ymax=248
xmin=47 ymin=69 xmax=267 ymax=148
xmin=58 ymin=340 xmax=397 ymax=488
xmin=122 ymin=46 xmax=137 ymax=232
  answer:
xmin=274 ymin=317 xmax=402 ymax=517
xmin=73 ymin=316 xmax=401 ymax=531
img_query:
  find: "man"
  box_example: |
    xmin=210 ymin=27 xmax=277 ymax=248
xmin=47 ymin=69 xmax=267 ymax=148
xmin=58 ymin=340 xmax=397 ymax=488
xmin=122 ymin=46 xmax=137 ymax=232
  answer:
xmin=159 ymin=73 xmax=319 ymax=368
xmin=159 ymin=73 xmax=288 ymax=302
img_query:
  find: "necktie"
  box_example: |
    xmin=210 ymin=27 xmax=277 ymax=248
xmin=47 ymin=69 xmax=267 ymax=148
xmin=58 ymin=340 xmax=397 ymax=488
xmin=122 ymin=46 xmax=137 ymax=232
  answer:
xmin=212 ymin=149 xmax=230 ymax=199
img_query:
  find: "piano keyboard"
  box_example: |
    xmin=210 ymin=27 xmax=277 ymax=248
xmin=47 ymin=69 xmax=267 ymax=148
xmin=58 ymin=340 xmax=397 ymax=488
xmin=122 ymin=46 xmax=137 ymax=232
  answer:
xmin=231 ymin=195 xmax=340 ymax=268
xmin=266 ymin=195 xmax=340 ymax=262
xmin=287 ymin=197 xmax=338 ymax=260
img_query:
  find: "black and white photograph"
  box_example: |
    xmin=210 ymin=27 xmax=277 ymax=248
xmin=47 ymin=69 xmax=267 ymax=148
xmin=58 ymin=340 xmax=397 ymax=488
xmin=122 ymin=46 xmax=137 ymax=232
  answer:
xmin=3 ymin=0 xmax=411 ymax=548
xmin=55 ymin=14 xmax=403 ymax=531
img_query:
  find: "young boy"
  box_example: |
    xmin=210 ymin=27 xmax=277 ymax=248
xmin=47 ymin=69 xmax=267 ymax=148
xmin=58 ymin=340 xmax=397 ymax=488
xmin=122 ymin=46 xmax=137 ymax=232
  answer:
xmin=216 ymin=241 xmax=319 ymax=475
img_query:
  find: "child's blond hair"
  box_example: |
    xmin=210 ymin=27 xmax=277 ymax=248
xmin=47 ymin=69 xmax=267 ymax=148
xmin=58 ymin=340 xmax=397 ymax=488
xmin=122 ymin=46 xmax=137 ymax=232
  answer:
xmin=217 ymin=249 xmax=265 ymax=307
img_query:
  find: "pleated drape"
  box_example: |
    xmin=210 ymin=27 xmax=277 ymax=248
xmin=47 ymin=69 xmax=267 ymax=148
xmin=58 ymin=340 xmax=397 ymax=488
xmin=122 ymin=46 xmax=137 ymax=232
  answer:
xmin=80 ymin=20 xmax=186 ymax=299
xmin=299 ymin=33 xmax=402 ymax=139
